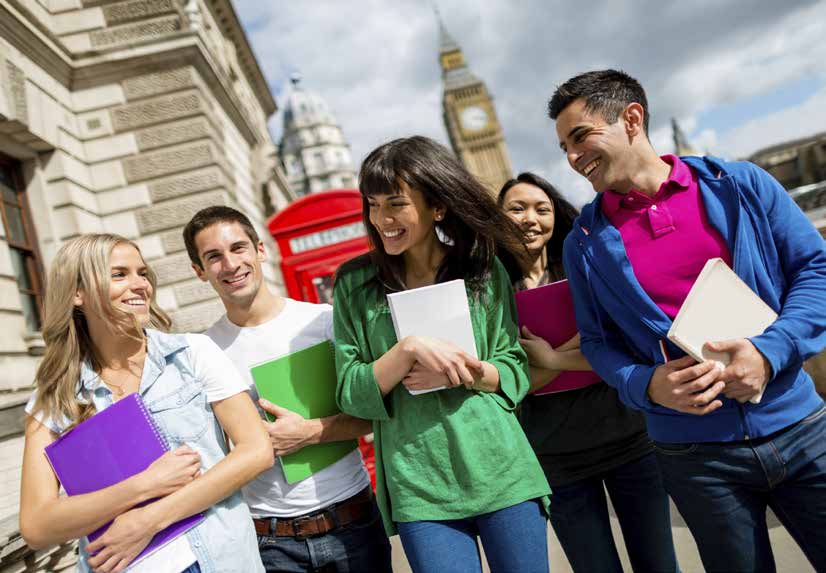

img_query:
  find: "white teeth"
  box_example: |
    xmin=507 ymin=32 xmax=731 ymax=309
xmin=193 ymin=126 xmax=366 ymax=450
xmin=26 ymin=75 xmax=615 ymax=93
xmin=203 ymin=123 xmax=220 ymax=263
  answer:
xmin=583 ymin=159 xmax=601 ymax=177
xmin=225 ymin=274 xmax=248 ymax=284
xmin=124 ymin=300 xmax=145 ymax=306
xmin=382 ymin=229 xmax=403 ymax=238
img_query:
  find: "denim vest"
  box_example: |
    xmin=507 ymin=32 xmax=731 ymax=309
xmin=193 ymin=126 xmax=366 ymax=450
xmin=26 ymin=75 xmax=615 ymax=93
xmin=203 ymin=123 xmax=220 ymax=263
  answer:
xmin=67 ymin=330 xmax=263 ymax=573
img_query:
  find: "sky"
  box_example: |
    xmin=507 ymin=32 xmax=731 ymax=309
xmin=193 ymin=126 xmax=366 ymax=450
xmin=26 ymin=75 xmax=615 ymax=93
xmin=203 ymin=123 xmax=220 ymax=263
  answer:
xmin=234 ymin=0 xmax=826 ymax=206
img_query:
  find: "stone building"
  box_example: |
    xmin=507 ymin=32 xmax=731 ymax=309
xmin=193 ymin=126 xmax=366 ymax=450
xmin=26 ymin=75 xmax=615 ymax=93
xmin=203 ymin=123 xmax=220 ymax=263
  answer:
xmin=438 ymin=16 xmax=512 ymax=194
xmin=749 ymin=131 xmax=826 ymax=237
xmin=278 ymin=74 xmax=357 ymax=197
xmin=0 ymin=0 xmax=292 ymax=569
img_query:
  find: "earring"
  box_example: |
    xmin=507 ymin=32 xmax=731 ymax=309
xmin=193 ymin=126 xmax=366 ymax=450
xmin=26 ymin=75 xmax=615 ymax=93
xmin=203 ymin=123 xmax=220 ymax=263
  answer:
xmin=435 ymin=213 xmax=444 ymax=221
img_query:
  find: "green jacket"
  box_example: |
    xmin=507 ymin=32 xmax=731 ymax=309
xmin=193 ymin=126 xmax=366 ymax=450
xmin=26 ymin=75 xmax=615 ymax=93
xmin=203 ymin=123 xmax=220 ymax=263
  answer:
xmin=333 ymin=256 xmax=551 ymax=535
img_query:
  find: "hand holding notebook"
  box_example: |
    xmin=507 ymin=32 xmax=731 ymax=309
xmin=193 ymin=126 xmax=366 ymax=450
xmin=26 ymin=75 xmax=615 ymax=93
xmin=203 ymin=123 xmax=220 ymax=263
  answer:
xmin=400 ymin=337 xmax=483 ymax=393
xmin=667 ymin=258 xmax=778 ymax=404
xmin=386 ymin=279 xmax=479 ymax=395
xmin=251 ymin=340 xmax=358 ymax=483
xmin=43 ymin=393 xmax=204 ymax=569
xmin=514 ymin=279 xmax=601 ymax=394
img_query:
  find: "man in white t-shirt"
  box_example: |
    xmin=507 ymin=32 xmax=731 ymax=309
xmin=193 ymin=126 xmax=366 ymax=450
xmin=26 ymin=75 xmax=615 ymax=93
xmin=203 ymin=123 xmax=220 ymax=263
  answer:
xmin=183 ymin=206 xmax=392 ymax=572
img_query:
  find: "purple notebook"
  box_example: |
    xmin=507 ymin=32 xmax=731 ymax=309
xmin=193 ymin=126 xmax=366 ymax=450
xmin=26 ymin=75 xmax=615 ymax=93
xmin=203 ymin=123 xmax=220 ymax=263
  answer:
xmin=44 ymin=393 xmax=204 ymax=566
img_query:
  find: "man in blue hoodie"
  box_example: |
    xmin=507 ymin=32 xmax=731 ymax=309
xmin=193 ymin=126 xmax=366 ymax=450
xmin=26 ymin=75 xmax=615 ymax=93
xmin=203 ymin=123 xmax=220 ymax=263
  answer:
xmin=549 ymin=69 xmax=826 ymax=572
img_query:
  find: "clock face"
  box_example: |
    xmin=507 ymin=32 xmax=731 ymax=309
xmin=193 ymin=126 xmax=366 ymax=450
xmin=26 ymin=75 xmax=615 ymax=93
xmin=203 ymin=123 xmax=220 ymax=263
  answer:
xmin=459 ymin=105 xmax=489 ymax=132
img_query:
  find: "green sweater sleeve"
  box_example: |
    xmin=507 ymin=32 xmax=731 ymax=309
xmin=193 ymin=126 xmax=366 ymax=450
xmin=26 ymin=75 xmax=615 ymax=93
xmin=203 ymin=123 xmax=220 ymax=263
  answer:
xmin=485 ymin=260 xmax=531 ymax=411
xmin=333 ymin=271 xmax=392 ymax=421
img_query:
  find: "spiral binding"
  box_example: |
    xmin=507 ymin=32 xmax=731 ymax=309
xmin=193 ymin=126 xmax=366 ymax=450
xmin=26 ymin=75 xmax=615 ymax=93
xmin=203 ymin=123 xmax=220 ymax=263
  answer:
xmin=134 ymin=394 xmax=170 ymax=452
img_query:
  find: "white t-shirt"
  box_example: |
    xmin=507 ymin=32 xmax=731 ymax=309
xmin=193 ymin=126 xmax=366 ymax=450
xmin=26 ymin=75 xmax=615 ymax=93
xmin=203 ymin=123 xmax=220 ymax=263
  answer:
xmin=205 ymin=298 xmax=370 ymax=517
xmin=26 ymin=333 xmax=249 ymax=573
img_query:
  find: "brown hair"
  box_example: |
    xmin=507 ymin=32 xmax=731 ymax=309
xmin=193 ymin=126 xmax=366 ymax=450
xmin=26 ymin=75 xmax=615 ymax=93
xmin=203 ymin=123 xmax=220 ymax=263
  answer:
xmin=183 ymin=206 xmax=261 ymax=269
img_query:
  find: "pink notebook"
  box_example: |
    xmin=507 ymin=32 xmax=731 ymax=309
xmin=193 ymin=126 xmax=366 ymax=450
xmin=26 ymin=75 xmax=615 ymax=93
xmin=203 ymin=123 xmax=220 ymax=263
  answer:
xmin=514 ymin=279 xmax=601 ymax=395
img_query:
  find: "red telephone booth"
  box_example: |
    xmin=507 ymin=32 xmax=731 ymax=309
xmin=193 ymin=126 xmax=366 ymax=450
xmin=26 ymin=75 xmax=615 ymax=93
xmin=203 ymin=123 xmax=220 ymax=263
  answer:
xmin=267 ymin=189 xmax=376 ymax=488
xmin=267 ymin=189 xmax=369 ymax=304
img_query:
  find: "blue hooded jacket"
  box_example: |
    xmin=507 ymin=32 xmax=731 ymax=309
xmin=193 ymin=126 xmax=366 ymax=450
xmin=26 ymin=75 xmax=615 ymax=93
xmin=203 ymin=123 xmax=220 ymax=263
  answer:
xmin=562 ymin=156 xmax=826 ymax=443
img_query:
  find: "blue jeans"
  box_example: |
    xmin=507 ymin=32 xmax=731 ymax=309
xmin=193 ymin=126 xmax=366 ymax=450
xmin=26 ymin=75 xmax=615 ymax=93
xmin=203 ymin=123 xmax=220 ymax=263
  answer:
xmin=396 ymin=500 xmax=548 ymax=573
xmin=548 ymin=452 xmax=678 ymax=573
xmin=256 ymin=499 xmax=391 ymax=573
xmin=654 ymin=402 xmax=826 ymax=573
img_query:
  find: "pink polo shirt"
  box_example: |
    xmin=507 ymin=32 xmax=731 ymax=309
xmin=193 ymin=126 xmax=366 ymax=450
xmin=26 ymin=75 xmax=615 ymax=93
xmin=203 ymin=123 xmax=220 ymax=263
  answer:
xmin=601 ymin=155 xmax=732 ymax=319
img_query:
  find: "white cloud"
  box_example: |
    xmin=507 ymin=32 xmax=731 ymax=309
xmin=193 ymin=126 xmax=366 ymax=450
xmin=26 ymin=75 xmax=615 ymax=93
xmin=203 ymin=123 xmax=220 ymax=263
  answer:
xmin=715 ymin=84 xmax=826 ymax=159
xmin=692 ymin=129 xmax=719 ymax=156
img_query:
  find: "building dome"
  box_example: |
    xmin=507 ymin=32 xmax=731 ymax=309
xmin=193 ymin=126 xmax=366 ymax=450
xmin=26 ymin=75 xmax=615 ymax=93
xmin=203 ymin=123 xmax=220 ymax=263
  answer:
xmin=278 ymin=74 xmax=357 ymax=196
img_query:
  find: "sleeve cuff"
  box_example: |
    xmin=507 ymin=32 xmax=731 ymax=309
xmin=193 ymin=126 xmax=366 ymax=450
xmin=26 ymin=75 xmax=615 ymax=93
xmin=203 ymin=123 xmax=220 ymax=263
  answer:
xmin=749 ymin=330 xmax=789 ymax=380
xmin=626 ymin=364 xmax=659 ymax=411
xmin=486 ymin=360 xmax=524 ymax=411
xmin=338 ymin=362 xmax=392 ymax=422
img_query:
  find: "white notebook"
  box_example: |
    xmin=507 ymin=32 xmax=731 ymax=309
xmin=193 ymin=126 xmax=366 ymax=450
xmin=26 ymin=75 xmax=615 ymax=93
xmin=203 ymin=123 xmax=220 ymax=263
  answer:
xmin=387 ymin=279 xmax=478 ymax=395
xmin=667 ymin=258 xmax=777 ymax=404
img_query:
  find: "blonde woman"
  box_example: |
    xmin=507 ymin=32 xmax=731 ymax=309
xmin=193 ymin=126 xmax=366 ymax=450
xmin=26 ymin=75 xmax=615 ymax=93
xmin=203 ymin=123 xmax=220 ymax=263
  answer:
xmin=19 ymin=234 xmax=272 ymax=573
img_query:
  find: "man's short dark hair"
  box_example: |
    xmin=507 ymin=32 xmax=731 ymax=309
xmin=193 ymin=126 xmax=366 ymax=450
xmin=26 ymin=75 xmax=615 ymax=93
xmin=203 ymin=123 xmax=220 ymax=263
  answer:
xmin=183 ymin=205 xmax=261 ymax=269
xmin=548 ymin=69 xmax=650 ymax=136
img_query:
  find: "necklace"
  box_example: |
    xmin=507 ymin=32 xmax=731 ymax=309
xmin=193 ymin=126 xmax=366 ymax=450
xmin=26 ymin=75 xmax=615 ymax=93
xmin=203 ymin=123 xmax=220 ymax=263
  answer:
xmin=102 ymin=378 xmax=126 ymax=396
xmin=100 ymin=346 xmax=146 ymax=397
xmin=101 ymin=369 xmax=142 ymax=396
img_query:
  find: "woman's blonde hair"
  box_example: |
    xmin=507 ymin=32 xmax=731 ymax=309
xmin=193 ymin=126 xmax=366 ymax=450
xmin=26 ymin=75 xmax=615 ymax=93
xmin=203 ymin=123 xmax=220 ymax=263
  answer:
xmin=30 ymin=234 xmax=171 ymax=429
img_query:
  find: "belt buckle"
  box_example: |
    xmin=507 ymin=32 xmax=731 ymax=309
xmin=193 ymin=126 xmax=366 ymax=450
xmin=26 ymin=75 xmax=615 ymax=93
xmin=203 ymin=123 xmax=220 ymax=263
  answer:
xmin=291 ymin=514 xmax=317 ymax=540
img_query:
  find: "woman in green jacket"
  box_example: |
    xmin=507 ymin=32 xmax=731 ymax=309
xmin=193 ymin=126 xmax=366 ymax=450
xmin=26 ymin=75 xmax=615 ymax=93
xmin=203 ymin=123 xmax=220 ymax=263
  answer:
xmin=333 ymin=136 xmax=551 ymax=573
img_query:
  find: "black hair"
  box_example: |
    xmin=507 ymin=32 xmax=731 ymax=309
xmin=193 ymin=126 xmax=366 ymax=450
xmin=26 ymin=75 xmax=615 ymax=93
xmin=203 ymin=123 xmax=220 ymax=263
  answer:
xmin=497 ymin=172 xmax=579 ymax=283
xmin=348 ymin=136 xmax=526 ymax=293
xmin=183 ymin=205 xmax=261 ymax=269
xmin=548 ymin=69 xmax=650 ymax=136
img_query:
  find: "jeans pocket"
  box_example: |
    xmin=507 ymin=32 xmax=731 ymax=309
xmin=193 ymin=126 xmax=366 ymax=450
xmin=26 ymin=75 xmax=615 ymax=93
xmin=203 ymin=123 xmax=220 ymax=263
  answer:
xmin=652 ymin=442 xmax=699 ymax=456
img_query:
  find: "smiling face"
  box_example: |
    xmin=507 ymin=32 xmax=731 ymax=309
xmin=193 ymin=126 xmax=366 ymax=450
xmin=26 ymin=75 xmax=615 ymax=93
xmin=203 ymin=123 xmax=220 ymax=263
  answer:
xmin=555 ymin=98 xmax=638 ymax=193
xmin=502 ymin=183 xmax=555 ymax=253
xmin=97 ymin=242 xmax=153 ymax=325
xmin=191 ymin=221 xmax=265 ymax=308
xmin=366 ymin=181 xmax=444 ymax=258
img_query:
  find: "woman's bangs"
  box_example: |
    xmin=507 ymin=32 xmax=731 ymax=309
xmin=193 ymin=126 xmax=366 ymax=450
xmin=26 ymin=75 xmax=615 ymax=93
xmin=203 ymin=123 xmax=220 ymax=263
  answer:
xmin=360 ymin=162 xmax=402 ymax=198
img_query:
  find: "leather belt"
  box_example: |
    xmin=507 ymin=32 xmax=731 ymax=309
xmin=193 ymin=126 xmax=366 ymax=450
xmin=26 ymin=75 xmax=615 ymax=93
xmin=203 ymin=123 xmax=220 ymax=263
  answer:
xmin=253 ymin=487 xmax=373 ymax=539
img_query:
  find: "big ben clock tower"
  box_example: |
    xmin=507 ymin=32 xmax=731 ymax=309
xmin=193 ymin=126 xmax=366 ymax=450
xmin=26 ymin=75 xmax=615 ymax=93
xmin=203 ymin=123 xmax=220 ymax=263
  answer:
xmin=438 ymin=16 xmax=513 ymax=193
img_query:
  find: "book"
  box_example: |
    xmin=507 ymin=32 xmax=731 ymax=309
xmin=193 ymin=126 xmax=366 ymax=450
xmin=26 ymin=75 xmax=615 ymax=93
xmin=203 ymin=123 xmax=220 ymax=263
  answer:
xmin=387 ymin=279 xmax=479 ymax=395
xmin=667 ymin=258 xmax=778 ymax=404
xmin=514 ymin=279 xmax=601 ymax=395
xmin=250 ymin=340 xmax=358 ymax=484
xmin=43 ymin=393 xmax=204 ymax=568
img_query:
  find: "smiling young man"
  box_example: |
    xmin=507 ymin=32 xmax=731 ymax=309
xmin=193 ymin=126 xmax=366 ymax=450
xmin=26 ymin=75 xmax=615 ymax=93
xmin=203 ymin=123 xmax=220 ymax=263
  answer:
xmin=182 ymin=206 xmax=392 ymax=573
xmin=549 ymin=70 xmax=826 ymax=571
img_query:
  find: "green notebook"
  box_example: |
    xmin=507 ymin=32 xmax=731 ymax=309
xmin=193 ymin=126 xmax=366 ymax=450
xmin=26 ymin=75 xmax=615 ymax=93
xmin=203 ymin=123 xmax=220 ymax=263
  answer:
xmin=250 ymin=340 xmax=358 ymax=484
